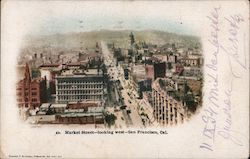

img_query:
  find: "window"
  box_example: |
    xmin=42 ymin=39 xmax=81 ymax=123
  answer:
xmin=31 ymin=98 xmax=37 ymax=102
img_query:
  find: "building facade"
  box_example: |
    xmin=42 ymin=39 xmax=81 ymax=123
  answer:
xmin=55 ymin=69 xmax=106 ymax=103
xmin=16 ymin=63 xmax=47 ymax=109
xmin=151 ymin=78 xmax=189 ymax=126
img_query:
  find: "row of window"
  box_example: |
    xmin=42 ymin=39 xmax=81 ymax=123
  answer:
xmin=57 ymin=81 xmax=103 ymax=85
xmin=16 ymin=92 xmax=38 ymax=96
xmin=57 ymin=95 xmax=103 ymax=101
xmin=57 ymin=84 xmax=103 ymax=90
xmin=31 ymin=98 xmax=38 ymax=102
xmin=58 ymin=90 xmax=103 ymax=95
xmin=17 ymin=98 xmax=38 ymax=102
xmin=153 ymin=90 xmax=185 ymax=125
xmin=155 ymin=111 xmax=184 ymax=125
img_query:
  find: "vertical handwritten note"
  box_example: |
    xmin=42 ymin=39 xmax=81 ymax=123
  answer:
xmin=200 ymin=4 xmax=248 ymax=153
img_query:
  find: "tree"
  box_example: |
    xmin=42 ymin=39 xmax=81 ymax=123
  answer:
xmin=105 ymin=113 xmax=117 ymax=127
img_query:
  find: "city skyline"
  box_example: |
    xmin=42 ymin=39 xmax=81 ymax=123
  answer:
xmin=16 ymin=31 xmax=203 ymax=128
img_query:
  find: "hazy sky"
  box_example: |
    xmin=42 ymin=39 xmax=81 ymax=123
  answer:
xmin=3 ymin=1 xmax=212 ymax=37
xmin=37 ymin=15 xmax=194 ymax=36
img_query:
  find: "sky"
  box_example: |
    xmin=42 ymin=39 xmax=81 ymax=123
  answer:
xmin=2 ymin=1 xmax=208 ymax=37
xmin=37 ymin=16 xmax=194 ymax=36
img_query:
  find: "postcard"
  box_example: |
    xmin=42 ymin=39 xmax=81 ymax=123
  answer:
xmin=1 ymin=0 xmax=249 ymax=158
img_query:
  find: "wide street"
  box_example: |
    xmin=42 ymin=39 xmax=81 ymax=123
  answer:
xmin=101 ymin=41 xmax=144 ymax=128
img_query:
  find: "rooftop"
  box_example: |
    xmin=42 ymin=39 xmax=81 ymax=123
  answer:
xmin=132 ymin=64 xmax=147 ymax=81
xmin=30 ymin=115 xmax=56 ymax=122
xmin=59 ymin=68 xmax=103 ymax=77
xmin=51 ymin=103 xmax=67 ymax=108
xmin=40 ymin=103 xmax=51 ymax=109
xmin=60 ymin=112 xmax=103 ymax=117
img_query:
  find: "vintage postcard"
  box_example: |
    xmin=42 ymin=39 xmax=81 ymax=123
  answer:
xmin=1 ymin=0 xmax=249 ymax=158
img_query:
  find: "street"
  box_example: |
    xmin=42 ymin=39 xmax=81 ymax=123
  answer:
xmin=101 ymin=41 xmax=144 ymax=128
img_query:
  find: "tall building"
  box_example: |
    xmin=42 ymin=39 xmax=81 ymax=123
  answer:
xmin=39 ymin=64 xmax=61 ymax=95
xmin=146 ymin=62 xmax=166 ymax=81
xmin=16 ymin=63 xmax=47 ymax=109
xmin=130 ymin=64 xmax=151 ymax=99
xmin=154 ymin=62 xmax=166 ymax=80
xmin=55 ymin=68 xmax=106 ymax=103
xmin=152 ymin=78 xmax=196 ymax=126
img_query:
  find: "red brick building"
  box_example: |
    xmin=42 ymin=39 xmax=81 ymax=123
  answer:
xmin=146 ymin=64 xmax=154 ymax=80
xmin=16 ymin=63 xmax=47 ymax=109
xmin=146 ymin=62 xmax=166 ymax=81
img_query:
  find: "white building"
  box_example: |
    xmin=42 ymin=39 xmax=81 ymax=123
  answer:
xmin=55 ymin=69 xmax=106 ymax=103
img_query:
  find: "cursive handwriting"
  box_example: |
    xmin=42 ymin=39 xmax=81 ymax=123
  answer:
xmin=200 ymin=8 xmax=248 ymax=152
xmin=216 ymin=80 xmax=245 ymax=146
xmin=215 ymin=13 xmax=248 ymax=147
xmin=220 ymin=14 xmax=246 ymax=78
xmin=200 ymin=6 xmax=221 ymax=152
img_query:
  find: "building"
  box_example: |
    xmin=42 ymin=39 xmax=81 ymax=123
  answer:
xmin=32 ymin=101 xmax=104 ymax=124
xmin=151 ymin=77 xmax=197 ymax=126
xmin=145 ymin=64 xmax=154 ymax=80
xmin=154 ymin=62 xmax=166 ymax=79
xmin=50 ymin=103 xmax=67 ymax=113
xmin=55 ymin=68 xmax=106 ymax=103
xmin=39 ymin=64 xmax=61 ymax=95
xmin=174 ymin=63 xmax=184 ymax=75
xmin=57 ymin=106 xmax=104 ymax=124
xmin=130 ymin=65 xmax=152 ymax=99
xmin=181 ymin=56 xmax=201 ymax=67
xmin=40 ymin=103 xmax=51 ymax=112
xmin=67 ymin=101 xmax=101 ymax=109
xmin=16 ymin=63 xmax=47 ymax=109
xmin=182 ymin=66 xmax=202 ymax=78
xmin=146 ymin=62 xmax=166 ymax=81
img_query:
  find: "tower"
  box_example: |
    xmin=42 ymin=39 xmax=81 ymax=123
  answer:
xmin=24 ymin=63 xmax=31 ymax=107
xmin=24 ymin=63 xmax=31 ymax=83
xmin=129 ymin=32 xmax=135 ymax=46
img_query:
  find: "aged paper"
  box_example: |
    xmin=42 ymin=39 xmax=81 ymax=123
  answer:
xmin=1 ymin=1 xmax=249 ymax=158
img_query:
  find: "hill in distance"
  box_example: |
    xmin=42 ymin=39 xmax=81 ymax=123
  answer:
xmin=22 ymin=30 xmax=201 ymax=50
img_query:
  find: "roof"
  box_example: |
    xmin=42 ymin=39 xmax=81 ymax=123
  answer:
xmin=64 ymin=107 xmax=103 ymax=113
xmin=68 ymin=101 xmax=101 ymax=109
xmin=88 ymin=107 xmax=104 ymax=113
xmin=60 ymin=112 xmax=103 ymax=117
xmin=40 ymin=103 xmax=51 ymax=109
xmin=31 ymin=115 xmax=56 ymax=122
xmin=59 ymin=68 xmax=103 ymax=77
xmin=39 ymin=64 xmax=60 ymax=68
xmin=51 ymin=103 xmax=67 ymax=108
xmin=65 ymin=109 xmax=86 ymax=113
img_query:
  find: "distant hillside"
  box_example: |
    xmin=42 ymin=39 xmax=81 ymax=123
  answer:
xmin=22 ymin=30 xmax=201 ymax=50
